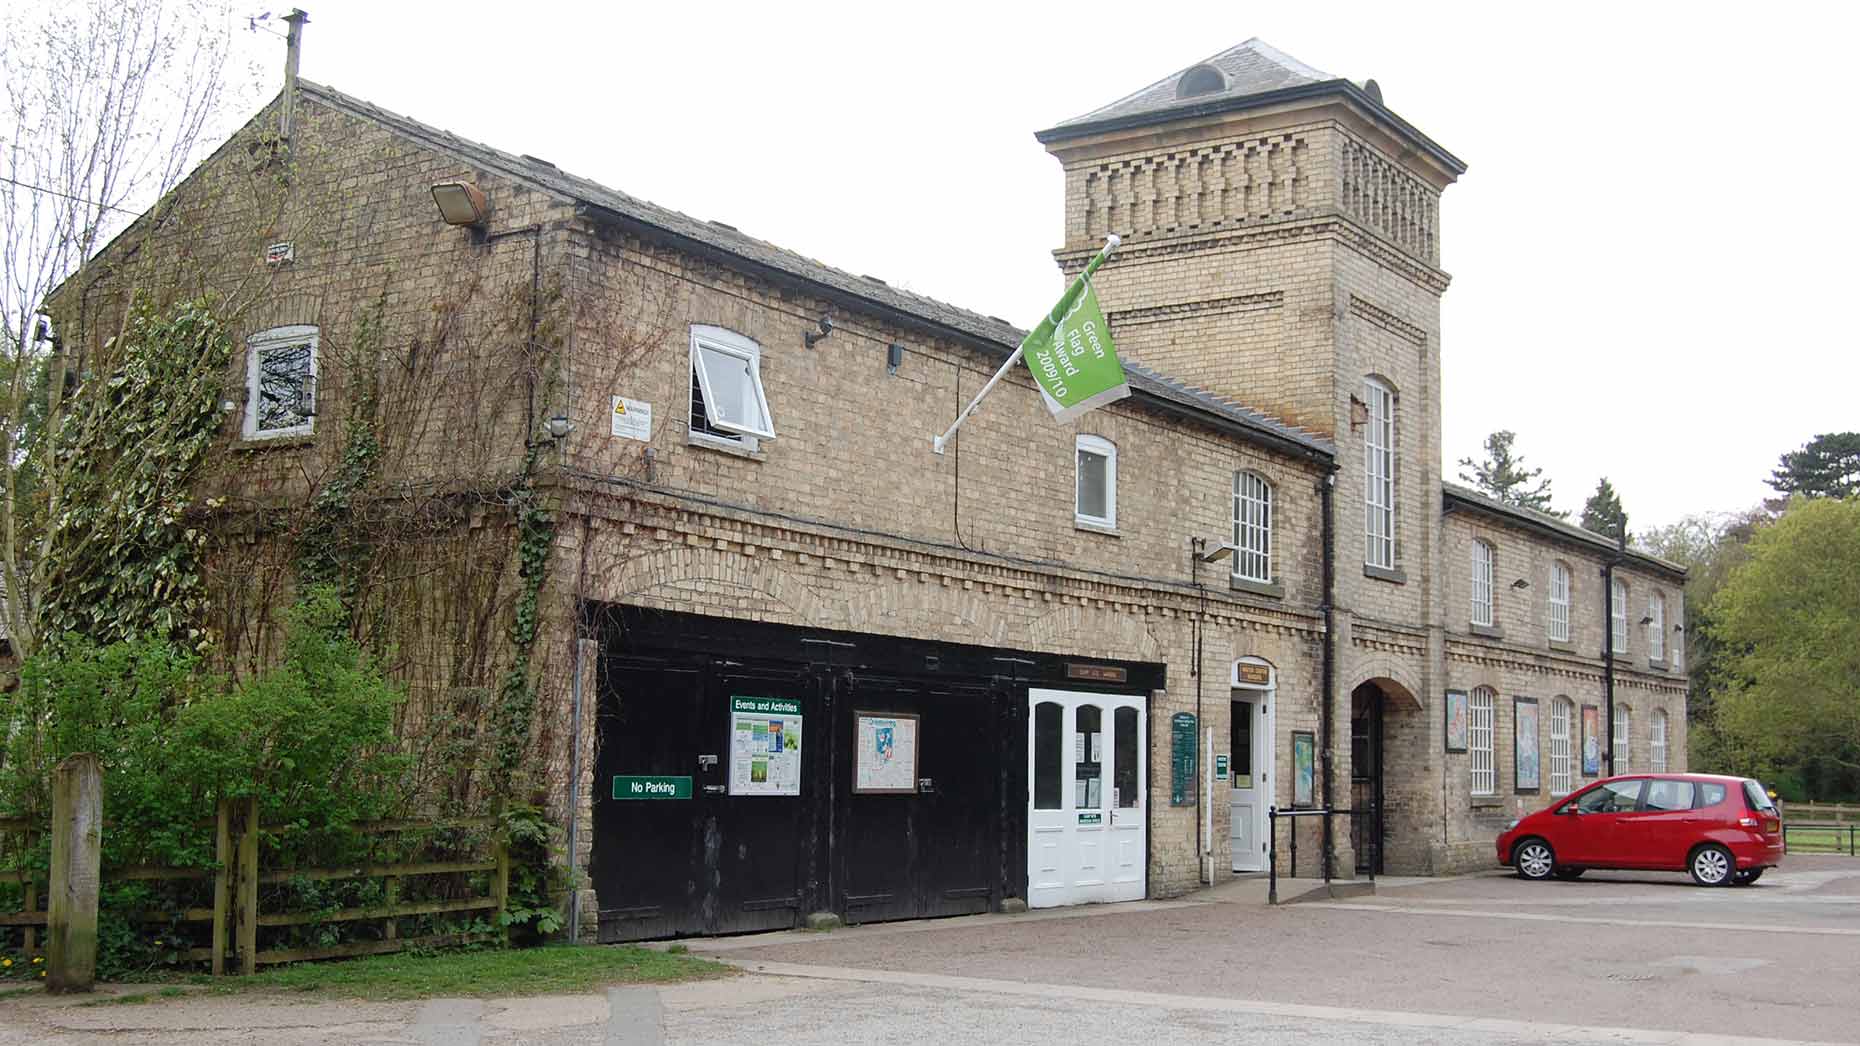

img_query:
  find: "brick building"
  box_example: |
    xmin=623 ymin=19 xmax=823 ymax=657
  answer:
xmin=61 ymin=37 xmax=1684 ymax=939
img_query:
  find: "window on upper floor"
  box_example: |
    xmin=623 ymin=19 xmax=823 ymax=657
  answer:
xmin=1363 ymin=377 xmax=1396 ymax=570
xmin=1232 ymin=471 xmax=1272 ymax=583
xmin=1075 ymin=434 xmax=1116 ymax=529
xmin=1549 ymin=561 xmax=1571 ymax=643
xmin=1650 ymin=709 xmax=1669 ymax=773
xmin=1469 ymin=686 xmax=1496 ymax=797
xmin=1614 ymin=703 xmax=1632 ymax=773
xmin=1648 ymin=591 xmax=1666 ymax=662
xmin=1470 ymin=540 xmax=1495 ymax=627
xmin=244 ymin=325 xmax=318 ymax=440
xmin=689 ymin=325 xmax=775 ymax=448
xmin=1549 ymin=696 xmax=1574 ymax=796
xmin=1611 ymin=579 xmax=1629 ymax=654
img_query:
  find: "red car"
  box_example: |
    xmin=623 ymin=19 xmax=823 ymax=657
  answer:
xmin=1496 ymin=774 xmax=1784 ymax=886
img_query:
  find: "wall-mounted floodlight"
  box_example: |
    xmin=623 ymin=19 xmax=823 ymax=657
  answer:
xmin=887 ymin=342 xmax=904 ymax=375
xmin=431 ymin=181 xmax=490 ymax=227
xmin=1193 ymin=540 xmax=1237 ymax=564
xmin=544 ymin=413 xmax=574 ymax=441
xmin=804 ymin=314 xmax=834 ymax=349
xmin=1510 ymin=578 xmax=1530 ymax=590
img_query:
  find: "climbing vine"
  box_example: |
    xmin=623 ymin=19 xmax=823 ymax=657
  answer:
xmin=293 ymin=294 xmax=386 ymax=614
xmin=492 ymin=457 xmax=555 ymax=792
xmin=38 ymin=296 xmax=234 ymax=651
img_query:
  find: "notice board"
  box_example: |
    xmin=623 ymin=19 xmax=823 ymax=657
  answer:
xmin=728 ymin=697 xmax=803 ymax=796
xmin=1170 ymin=712 xmax=1198 ymax=807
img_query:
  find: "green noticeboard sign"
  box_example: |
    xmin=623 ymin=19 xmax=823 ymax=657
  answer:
xmin=732 ymin=697 xmax=802 ymax=715
xmin=612 ymin=775 xmax=692 ymax=800
xmin=1170 ymin=712 xmax=1198 ymax=807
xmin=1215 ymin=754 xmax=1230 ymax=780
xmin=1077 ymin=812 xmax=1103 ymax=826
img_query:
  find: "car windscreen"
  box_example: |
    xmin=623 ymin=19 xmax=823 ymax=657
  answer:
xmin=1743 ymin=780 xmax=1778 ymax=813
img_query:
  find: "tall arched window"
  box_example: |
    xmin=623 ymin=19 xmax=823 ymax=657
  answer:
xmin=1614 ymin=704 xmax=1632 ymax=774
xmin=1232 ymin=471 xmax=1272 ymax=583
xmin=1648 ymin=591 xmax=1666 ymax=662
xmin=1650 ymin=709 xmax=1669 ymax=772
xmin=1549 ymin=696 xmax=1574 ymax=795
xmin=1469 ymin=687 xmax=1495 ymax=796
xmin=1470 ymin=540 xmax=1494 ymax=627
xmin=1549 ymin=561 xmax=1571 ymax=642
xmin=1611 ymin=579 xmax=1629 ymax=654
xmin=1363 ymin=377 xmax=1396 ymax=570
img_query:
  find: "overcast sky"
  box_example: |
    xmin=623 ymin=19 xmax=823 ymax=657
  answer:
xmin=240 ymin=1 xmax=1853 ymax=529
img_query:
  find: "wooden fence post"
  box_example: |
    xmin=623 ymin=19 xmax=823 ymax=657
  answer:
xmin=492 ymin=830 xmax=511 ymax=945
xmin=236 ymin=796 xmax=258 ymax=975
xmin=211 ymin=800 xmax=231 ymax=975
xmin=47 ymin=754 xmax=102 ymax=993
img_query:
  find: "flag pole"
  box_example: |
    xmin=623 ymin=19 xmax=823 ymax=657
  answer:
xmin=932 ymin=234 xmax=1120 ymax=455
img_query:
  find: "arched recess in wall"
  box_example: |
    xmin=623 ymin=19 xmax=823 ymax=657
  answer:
xmin=604 ymin=544 xmax=824 ymax=627
xmin=1348 ymin=668 xmax=1422 ymax=712
xmin=1020 ymin=601 xmax=1164 ymax=665
xmin=839 ymin=576 xmax=1016 ymax=649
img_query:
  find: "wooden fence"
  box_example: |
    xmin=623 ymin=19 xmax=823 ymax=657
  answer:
xmin=0 ymin=802 xmax=507 ymax=975
xmin=1786 ymin=801 xmax=1860 ymax=823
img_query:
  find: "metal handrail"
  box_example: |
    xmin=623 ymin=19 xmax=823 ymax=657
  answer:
xmin=1782 ymin=821 xmax=1859 ymax=856
xmin=1266 ymin=804 xmax=1379 ymax=904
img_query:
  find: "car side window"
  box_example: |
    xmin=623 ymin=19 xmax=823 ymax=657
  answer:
xmin=1695 ymin=782 xmax=1727 ymax=808
xmin=1643 ymin=779 xmax=1694 ymax=812
xmin=1576 ymin=779 xmax=1643 ymax=813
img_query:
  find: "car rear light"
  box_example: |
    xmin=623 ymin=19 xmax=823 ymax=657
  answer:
xmin=1763 ymin=818 xmax=1780 ymax=833
xmin=1737 ymin=816 xmax=1760 ymax=828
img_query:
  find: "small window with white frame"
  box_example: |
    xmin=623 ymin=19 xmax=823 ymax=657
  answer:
xmin=1648 ymin=591 xmax=1666 ymax=662
xmin=689 ymin=325 xmax=776 ymax=447
xmin=1232 ymin=471 xmax=1272 ymax=583
xmin=1075 ymin=434 xmax=1116 ymax=529
xmin=1470 ymin=540 xmax=1494 ymax=627
xmin=1549 ymin=561 xmax=1571 ymax=642
xmin=1613 ymin=703 xmax=1631 ymax=773
xmin=244 ymin=325 xmax=318 ymax=440
xmin=1611 ymin=579 xmax=1629 ymax=654
xmin=1650 ymin=709 xmax=1669 ymax=772
xmin=1469 ymin=687 xmax=1496 ymax=796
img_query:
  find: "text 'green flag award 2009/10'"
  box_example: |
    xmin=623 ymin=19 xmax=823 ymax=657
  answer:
xmin=933 ymin=235 xmax=1127 ymax=454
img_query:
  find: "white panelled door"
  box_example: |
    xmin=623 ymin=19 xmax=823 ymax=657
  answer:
xmin=1027 ymin=688 xmax=1147 ymax=908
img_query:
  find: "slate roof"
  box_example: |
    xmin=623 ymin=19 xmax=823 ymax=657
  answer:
xmin=299 ymin=81 xmax=1334 ymax=462
xmin=1441 ymin=482 xmax=1687 ymax=579
xmin=1052 ymin=38 xmax=1335 ymax=130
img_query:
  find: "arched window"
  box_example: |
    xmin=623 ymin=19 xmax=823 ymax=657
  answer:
xmin=1363 ymin=377 xmax=1396 ymax=570
xmin=244 ymin=324 xmax=319 ymax=440
xmin=1075 ymin=434 xmax=1117 ymax=528
xmin=1650 ymin=709 xmax=1669 ymax=772
xmin=1614 ymin=704 xmax=1632 ymax=774
xmin=1549 ymin=697 xmax=1574 ymax=796
xmin=1549 ymin=561 xmax=1571 ymax=642
xmin=1232 ymin=471 xmax=1272 ymax=583
xmin=1469 ymin=687 xmax=1495 ymax=796
xmin=1176 ymin=64 xmax=1227 ymax=98
xmin=1470 ymin=540 xmax=1494 ymax=627
xmin=1611 ymin=579 xmax=1629 ymax=653
xmin=1648 ymin=591 xmax=1666 ymax=662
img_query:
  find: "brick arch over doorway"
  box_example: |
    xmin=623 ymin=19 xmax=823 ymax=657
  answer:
xmin=1347 ymin=674 xmax=1424 ymax=876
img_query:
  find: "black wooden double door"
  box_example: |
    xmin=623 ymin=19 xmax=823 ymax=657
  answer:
xmin=591 ymin=655 xmax=1012 ymax=941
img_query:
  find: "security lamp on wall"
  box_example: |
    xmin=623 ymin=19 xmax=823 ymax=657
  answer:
xmin=431 ymin=181 xmax=489 ymax=227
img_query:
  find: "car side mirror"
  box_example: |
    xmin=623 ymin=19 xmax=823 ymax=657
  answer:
xmin=1560 ymin=806 xmax=1579 ymax=815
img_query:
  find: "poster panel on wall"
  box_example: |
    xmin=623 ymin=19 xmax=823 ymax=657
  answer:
xmin=1514 ymin=697 xmax=1540 ymax=791
xmin=854 ymin=711 xmax=919 ymax=794
xmin=729 ymin=696 xmax=803 ymax=796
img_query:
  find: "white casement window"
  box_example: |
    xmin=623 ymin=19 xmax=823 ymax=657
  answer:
xmin=1549 ymin=561 xmax=1571 ymax=642
xmin=1363 ymin=377 xmax=1395 ymax=570
xmin=1549 ymin=696 xmax=1574 ymax=796
xmin=1648 ymin=592 xmax=1666 ymax=662
xmin=244 ymin=325 xmax=319 ymax=440
xmin=1470 ymin=540 xmax=1495 ymax=627
xmin=1651 ymin=709 xmax=1669 ymax=772
xmin=1611 ymin=579 xmax=1629 ymax=654
xmin=689 ymin=325 xmax=776 ymax=445
xmin=1075 ymin=434 xmax=1117 ymax=529
xmin=1613 ymin=704 xmax=1631 ymax=773
xmin=1469 ymin=687 xmax=1496 ymax=797
xmin=1232 ymin=471 xmax=1272 ymax=583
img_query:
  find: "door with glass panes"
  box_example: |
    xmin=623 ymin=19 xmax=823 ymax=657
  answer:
xmin=1026 ymin=688 xmax=1147 ymax=908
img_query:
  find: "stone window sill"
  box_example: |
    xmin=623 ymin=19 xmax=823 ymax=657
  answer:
xmin=1364 ymin=564 xmax=1407 ymax=585
xmin=688 ymin=430 xmax=766 ymax=461
xmin=1469 ymin=623 xmax=1504 ymax=640
xmin=1075 ymin=519 xmax=1120 ymax=537
xmin=1229 ymin=576 xmax=1284 ymax=600
xmin=1548 ymin=639 xmax=1575 ymax=654
xmin=1647 ymin=658 xmax=1669 ymax=672
xmin=1470 ymin=797 xmax=1505 ymax=809
xmin=235 ymin=434 xmax=315 ymax=452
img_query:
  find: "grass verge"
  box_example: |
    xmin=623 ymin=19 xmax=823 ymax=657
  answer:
xmin=184 ymin=944 xmax=730 ymax=1001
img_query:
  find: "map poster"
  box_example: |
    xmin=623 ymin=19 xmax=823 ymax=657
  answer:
xmin=854 ymin=712 xmax=919 ymax=794
xmin=728 ymin=697 xmax=803 ymax=797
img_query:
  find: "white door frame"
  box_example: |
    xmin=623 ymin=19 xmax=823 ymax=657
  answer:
xmin=1230 ymin=659 xmax=1276 ymax=873
xmin=1027 ymin=688 xmax=1147 ymax=908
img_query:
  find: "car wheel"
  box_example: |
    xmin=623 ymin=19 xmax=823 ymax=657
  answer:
xmin=1689 ymin=844 xmax=1734 ymax=887
xmin=1552 ymin=867 xmax=1585 ymax=881
xmin=1514 ymin=838 xmax=1556 ymax=881
xmin=1733 ymin=868 xmax=1763 ymax=887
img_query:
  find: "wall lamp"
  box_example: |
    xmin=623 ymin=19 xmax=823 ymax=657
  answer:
xmin=887 ymin=342 xmax=904 ymax=375
xmin=1639 ymin=615 xmax=1654 ymax=625
xmin=804 ymin=314 xmax=835 ymax=349
xmin=1189 ymin=536 xmax=1237 ymax=588
xmin=431 ymin=181 xmax=490 ymax=228
xmin=528 ymin=412 xmax=573 ymax=449
xmin=1510 ymin=578 xmax=1530 ymax=590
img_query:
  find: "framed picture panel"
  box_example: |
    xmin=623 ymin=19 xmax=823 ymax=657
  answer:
xmin=1581 ymin=704 xmax=1602 ymax=777
xmin=1444 ymin=690 xmax=1469 ymax=753
xmin=1291 ymin=730 xmax=1316 ymax=808
xmin=1514 ymin=697 xmax=1540 ymax=792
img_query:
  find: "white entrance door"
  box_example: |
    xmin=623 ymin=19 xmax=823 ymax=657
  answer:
xmin=1231 ymin=662 xmax=1275 ymax=873
xmin=1027 ymin=688 xmax=1147 ymax=908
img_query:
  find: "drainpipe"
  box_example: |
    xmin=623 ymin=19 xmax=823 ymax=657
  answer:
xmin=1602 ymin=531 xmax=1624 ymax=777
xmin=1319 ymin=467 xmax=1337 ymax=878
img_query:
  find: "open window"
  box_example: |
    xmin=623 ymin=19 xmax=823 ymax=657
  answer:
xmin=689 ymin=325 xmax=775 ymax=442
xmin=244 ymin=325 xmax=318 ymax=440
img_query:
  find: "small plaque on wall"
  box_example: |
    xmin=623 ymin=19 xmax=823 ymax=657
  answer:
xmin=1066 ymin=663 xmax=1127 ymax=684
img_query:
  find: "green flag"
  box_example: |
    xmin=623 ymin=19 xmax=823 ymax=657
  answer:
xmin=1022 ymin=250 xmax=1128 ymax=422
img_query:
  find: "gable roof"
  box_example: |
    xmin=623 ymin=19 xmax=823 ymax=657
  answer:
xmin=1441 ymin=481 xmax=1686 ymax=580
xmin=300 ymin=81 xmax=1334 ymax=463
xmin=1034 ymin=38 xmax=1465 ymax=177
